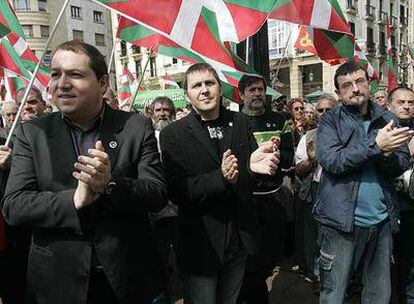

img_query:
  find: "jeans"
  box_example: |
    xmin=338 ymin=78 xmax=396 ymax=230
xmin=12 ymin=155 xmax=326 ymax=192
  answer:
xmin=183 ymin=247 xmax=247 ymax=304
xmin=318 ymin=222 xmax=392 ymax=304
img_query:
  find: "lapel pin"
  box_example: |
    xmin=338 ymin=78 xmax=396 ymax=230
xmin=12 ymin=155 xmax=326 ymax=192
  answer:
xmin=109 ymin=141 xmax=117 ymax=149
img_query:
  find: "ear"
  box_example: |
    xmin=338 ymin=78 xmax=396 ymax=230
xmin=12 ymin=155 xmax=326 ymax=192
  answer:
xmin=99 ymin=75 xmax=109 ymax=95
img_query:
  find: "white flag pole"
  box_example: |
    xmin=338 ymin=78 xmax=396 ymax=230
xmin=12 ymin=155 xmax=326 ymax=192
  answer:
xmin=107 ymin=15 xmax=121 ymax=88
xmin=5 ymin=0 xmax=71 ymax=147
xmin=274 ymin=25 xmax=294 ymax=80
xmin=128 ymin=48 xmax=153 ymax=112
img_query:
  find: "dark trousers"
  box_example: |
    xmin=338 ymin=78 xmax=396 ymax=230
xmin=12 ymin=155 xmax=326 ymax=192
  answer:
xmin=183 ymin=246 xmax=247 ymax=304
xmin=0 ymin=228 xmax=31 ymax=304
xmin=237 ymin=192 xmax=287 ymax=304
xmin=395 ymin=211 xmax=414 ymax=304
xmin=153 ymin=216 xmax=179 ymax=277
xmin=87 ymin=269 xmax=119 ymax=304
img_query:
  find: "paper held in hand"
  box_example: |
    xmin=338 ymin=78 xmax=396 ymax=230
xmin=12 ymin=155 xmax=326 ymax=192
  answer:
xmin=253 ymin=131 xmax=281 ymax=144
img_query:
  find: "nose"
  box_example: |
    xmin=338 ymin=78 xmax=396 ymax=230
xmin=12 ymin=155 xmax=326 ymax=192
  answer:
xmin=57 ymin=74 xmax=70 ymax=89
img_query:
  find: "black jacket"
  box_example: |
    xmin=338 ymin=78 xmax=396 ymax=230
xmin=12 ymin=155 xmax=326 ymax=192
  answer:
xmin=160 ymin=109 xmax=259 ymax=274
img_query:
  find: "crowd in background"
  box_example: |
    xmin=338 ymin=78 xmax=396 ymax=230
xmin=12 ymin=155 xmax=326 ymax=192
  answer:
xmin=0 ymin=41 xmax=413 ymax=304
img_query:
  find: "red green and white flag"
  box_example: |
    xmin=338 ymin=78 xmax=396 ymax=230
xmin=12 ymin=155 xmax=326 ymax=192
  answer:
xmin=95 ymin=0 xmax=277 ymax=48
xmin=0 ymin=32 xmax=50 ymax=92
xmin=353 ymin=44 xmax=379 ymax=92
xmin=119 ymin=65 xmax=139 ymax=107
xmin=117 ymin=17 xmax=278 ymax=103
xmin=409 ymin=46 xmax=414 ymax=69
xmin=386 ymin=17 xmax=397 ymax=92
xmin=270 ymin=0 xmax=350 ymax=33
xmin=0 ymin=67 xmax=26 ymax=101
xmin=0 ymin=0 xmax=25 ymax=38
xmin=295 ymin=25 xmax=354 ymax=62
xmin=160 ymin=75 xmax=180 ymax=89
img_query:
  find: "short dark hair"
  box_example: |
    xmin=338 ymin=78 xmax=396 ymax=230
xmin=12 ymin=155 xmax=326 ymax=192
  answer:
xmin=238 ymin=74 xmax=267 ymax=94
xmin=334 ymin=61 xmax=369 ymax=90
xmin=16 ymin=87 xmax=45 ymax=105
xmin=387 ymin=86 xmax=414 ymax=103
xmin=52 ymin=40 xmax=108 ymax=80
xmin=150 ymin=96 xmax=176 ymax=117
xmin=183 ymin=63 xmax=221 ymax=91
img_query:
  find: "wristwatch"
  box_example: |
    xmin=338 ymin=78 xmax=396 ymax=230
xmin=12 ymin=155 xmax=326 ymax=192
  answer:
xmin=104 ymin=181 xmax=117 ymax=195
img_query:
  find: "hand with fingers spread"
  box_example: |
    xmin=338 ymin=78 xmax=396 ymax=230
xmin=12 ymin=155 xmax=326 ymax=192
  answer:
xmin=250 ymin=137 xmax=280 ymax=175
xmin=221 ymin=149 xmax=238 ymax=185
xmin=306 ymin=140 xmax=316 ymax=161
xmin=73 ymin=140 xmax=112 ymax=210
xmin=0 ymin=145 xmax=12 ymax=169
xmin=376 ymin=120 xmax=414 ymax=156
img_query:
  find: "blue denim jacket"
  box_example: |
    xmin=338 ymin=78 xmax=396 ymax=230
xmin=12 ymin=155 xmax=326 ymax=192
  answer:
xmin=314 ymin=101 xmax=410 ymax=233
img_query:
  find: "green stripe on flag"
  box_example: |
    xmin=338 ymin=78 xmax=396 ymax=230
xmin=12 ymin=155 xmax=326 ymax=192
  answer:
xmin=225 ymin=0 xmax=276 ymax=13
xmin=119 ymin=24 xmax=155 ymax=43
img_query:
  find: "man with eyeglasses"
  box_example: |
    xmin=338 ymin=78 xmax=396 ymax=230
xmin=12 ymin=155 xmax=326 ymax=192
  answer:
xmin=295 ymin=95 xmax=336 ymax=284
xmin=314 ymin=61 xmax=412 ymax=304
xmin=237 ymin=74 xmax=294 ymax=304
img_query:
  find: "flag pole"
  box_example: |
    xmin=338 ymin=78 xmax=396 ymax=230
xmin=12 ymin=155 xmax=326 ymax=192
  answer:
xmin=245 ymin=37 xmax=250 ymax=64
xmin=107 ymin=15 xmax=121 ymax=87
xmin=5 ymin=0 xmax=70 ymax=147
xmin=128 ymin=48 xmax=153 ymax=111
xmin=274 ymin=25 xmax=294 ymax=79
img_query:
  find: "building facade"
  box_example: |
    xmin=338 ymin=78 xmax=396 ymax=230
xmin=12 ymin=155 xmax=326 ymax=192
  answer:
xmin=11 ymin=0 xmax=113 ymax=69
xmin=268 ymin=0 xmax=412 ymax=99
xmin=110 ymin=13 xmax=189 ymax=93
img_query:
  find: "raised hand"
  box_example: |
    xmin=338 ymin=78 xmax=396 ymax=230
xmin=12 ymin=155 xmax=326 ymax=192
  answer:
xmin=250 ymin=137 xmax=280 ymax=175
xmin=0 ymin=146 xmax=12 ymax=169
xmin=73 ymin=141 xmax=112 ymax=209
xmin=221 ymin=149 xmax=238 ymax=185
xmin=376 ymin=120 xmax=413 ymax=156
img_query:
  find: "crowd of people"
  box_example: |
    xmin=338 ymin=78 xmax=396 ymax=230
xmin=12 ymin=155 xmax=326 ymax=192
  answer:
xmin=0 ymin=40 xmax=413 ymax=304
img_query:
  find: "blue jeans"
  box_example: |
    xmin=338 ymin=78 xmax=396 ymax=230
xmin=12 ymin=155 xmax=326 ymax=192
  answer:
xmin=318 ymin=222 xmax=392 ymax=304
xmin=183 ymin=247 xmax=247 ymax=304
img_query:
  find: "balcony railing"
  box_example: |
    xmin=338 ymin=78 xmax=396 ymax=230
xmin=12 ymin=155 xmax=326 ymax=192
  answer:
xmin=346 ymin=0 xmax=358 ymax=13
xmin=377 ymin=44 xmax=387 ymax=57
xmin=365 ymin=4 xmax=375 ymax=19
xmin=377 ymin=11 xmax=388 ymax=24
xmin=390 ymin=16 xmax=398 ymax=28
xmin=366 ymin=42 xmax=376 ymax=54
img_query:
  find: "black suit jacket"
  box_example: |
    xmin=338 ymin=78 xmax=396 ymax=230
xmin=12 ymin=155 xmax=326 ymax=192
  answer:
xmin=160 ymin=109 xmax=259 ymax=274
xmin=2 ymin=107 xmax=168 ymax=304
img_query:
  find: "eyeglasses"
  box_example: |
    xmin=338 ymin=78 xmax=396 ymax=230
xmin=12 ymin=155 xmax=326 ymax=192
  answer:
xmin=316 ymin=108 xmax=332 ymax=113
xmin=293 ymin=106 xmax=304 ymax=111
xmin=339 ymin=78 xmax=368 ymax=91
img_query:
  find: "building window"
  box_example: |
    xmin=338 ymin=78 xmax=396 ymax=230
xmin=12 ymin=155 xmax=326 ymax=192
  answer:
xmin=120 ymin=41 xmax=127 ymax=57
xmin=135 ymin=60 xmax=142 ymax=78
xmin=40 ymin=25 xmax=49 ymax=38
xmin=132 ymin=45 xmax=141 ymax=54
xmin=38 ymin=0 xmax=47 ymax=11
xmin=22 ymin=25 xmax=33 ymax=37
xmin=95 ymin=33 xmax=105 ymax=46
xmin=93 ymin=11 xmax=103 ymax=23
xmin=13 ymin=0 xmax=30 ymax=10
xmin=349 ymin=22 xmax=355 ymax=36
xmin=73 ymin=30 xmax=84 ymax=41
xmin=150 ymin=57 xmax=157 ymax=77
xmin=70 ymin=6 xmax=82 ymax=19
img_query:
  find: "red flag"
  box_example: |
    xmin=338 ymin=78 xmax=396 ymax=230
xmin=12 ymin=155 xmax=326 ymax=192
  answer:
xmin=386 ymin=17 xmax=397 ymax=92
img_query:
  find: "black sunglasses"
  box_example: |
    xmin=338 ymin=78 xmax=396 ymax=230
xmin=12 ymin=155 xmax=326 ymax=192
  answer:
xmin=316 ymin=108 xmax=331 ymax=113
